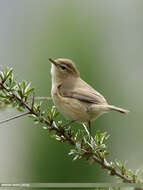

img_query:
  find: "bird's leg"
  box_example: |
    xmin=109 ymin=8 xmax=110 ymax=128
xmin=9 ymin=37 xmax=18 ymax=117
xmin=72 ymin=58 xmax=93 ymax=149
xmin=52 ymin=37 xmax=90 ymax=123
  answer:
xmin=62 ymin=120 xmax=76 ymax=128
xmin=88 ymin=120 xmax=92 ymax=139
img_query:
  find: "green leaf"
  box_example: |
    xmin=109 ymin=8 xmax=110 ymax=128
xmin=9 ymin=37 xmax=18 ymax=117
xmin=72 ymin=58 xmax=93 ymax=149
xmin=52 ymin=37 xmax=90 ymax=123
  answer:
xmin=22 ymin=80 xmax=27 ymax=90
xmin=6 ymin=68 xmax=13 ymax=80
xmin=25 ymin=87 xmax=35 ymax=95
xmin=0 ymin=94 xmax=7 ymax=98
xmin=1 ymin=67 xmax=13 ymax=82
xmin=17 ymin=89 xmax=23 ymax=98
xmin=16 ymin=106 xmax=24 ymax=112
xmin=73 ymin=155 xmax=79 ymax=161
xmin=0 ymin=71 xmax=4 ymax=81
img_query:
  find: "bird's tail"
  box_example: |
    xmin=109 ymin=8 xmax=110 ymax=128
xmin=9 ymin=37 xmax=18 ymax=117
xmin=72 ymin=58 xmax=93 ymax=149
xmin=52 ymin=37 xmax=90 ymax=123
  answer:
xmin=107 ymin=105 xmax=129 ymax=114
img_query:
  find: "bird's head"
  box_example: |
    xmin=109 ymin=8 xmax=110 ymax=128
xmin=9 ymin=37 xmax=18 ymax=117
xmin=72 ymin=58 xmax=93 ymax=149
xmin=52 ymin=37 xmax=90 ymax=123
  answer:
xmin=49 ymin=58 xmax=80 ymax=83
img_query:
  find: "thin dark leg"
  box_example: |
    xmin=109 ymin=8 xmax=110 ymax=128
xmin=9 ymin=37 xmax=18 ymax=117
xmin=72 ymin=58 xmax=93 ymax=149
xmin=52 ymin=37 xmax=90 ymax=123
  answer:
xmin=88 ymin=120 xmax=92 ymax=138
xmin=62 ymin=120 xmax=76 ymax=128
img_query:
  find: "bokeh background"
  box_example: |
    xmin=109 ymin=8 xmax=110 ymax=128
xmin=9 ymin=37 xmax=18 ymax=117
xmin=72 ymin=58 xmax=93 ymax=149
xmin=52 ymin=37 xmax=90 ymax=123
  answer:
xmin=0 ymin=0 xmax=143 ymax=185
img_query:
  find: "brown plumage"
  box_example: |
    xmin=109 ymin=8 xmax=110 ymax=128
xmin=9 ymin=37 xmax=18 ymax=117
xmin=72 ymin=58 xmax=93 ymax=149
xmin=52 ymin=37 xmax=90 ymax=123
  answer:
xmin=49 ymin=58 xmax=129 ymax=123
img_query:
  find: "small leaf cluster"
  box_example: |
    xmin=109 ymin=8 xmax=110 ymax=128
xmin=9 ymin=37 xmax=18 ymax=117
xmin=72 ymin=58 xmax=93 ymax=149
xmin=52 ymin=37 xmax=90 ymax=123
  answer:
xmin=67 ymin=129 xmax=141 ymax=183
xmin=0 ymin=67 xmax=34 ymax=111
xmin=113 ymin=160 xmax=139 ymax=183
xmin=68 ymin=130 xmax=109 ymax=161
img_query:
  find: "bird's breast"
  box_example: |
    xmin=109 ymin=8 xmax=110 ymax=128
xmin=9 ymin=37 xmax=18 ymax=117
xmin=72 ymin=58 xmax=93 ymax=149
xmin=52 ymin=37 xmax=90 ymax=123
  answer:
xmin=51 ymin=85 xmax=90 ymax=121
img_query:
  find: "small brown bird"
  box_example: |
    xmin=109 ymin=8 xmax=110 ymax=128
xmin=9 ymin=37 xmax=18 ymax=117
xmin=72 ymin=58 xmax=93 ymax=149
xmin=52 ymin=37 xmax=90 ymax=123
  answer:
xmin=49 ymin=58 xmax=129 ymax=130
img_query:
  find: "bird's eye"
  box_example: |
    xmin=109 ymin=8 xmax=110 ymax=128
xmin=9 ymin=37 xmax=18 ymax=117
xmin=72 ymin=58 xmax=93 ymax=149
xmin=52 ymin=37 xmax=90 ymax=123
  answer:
xmin=60 ymin=65 xmax=67 ymax=70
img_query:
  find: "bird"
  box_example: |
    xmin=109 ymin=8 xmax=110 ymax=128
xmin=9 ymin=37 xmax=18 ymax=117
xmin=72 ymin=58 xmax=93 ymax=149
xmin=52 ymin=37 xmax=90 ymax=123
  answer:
xmin=49 ymin=58 xmax=129 ymax=132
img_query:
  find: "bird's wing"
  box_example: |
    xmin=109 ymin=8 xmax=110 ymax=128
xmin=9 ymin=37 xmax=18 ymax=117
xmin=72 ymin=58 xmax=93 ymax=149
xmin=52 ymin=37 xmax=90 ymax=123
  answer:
xmin=58 ymin=78 xmax=107 ymax=104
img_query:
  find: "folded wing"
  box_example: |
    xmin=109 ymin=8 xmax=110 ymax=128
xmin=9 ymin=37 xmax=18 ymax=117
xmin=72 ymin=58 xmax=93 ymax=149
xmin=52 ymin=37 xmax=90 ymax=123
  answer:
xmin=58 ymin=78 xmax=107 ymax=105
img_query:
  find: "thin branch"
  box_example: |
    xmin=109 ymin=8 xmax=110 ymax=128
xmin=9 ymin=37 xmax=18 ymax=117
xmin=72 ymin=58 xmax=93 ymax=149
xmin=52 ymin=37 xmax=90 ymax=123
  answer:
xmin=92 ymin=156 xmax=134 ymax=183
xmin=0 ymin=112 xmax=30 ymax=125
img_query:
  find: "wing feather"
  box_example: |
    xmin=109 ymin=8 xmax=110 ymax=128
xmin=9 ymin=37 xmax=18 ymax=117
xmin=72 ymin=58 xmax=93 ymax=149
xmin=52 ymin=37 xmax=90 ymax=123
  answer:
xmin=58 ymin=78 xmax=107 ymax=104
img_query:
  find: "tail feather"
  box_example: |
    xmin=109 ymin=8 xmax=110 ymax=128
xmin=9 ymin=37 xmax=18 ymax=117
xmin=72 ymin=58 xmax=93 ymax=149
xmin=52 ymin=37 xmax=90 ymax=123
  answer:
xmin=107 ymin=105 xmax=129 ymax=114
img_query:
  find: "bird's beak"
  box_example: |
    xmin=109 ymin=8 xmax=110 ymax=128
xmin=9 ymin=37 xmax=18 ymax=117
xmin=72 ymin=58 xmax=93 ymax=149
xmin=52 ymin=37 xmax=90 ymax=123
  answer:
xmin=48 ymin=58 xmax=58 ymax=66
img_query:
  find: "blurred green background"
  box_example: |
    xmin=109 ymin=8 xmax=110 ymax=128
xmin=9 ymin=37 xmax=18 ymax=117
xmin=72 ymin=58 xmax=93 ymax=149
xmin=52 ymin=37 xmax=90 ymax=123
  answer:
xmin=0 ymin=0 xmax=143 ymax=184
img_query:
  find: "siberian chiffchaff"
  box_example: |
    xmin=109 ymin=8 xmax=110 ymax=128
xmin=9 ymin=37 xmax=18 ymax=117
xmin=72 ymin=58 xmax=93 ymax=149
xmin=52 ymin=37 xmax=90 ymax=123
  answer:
xmin=49 ymin=58 xmax=129 ymax=130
